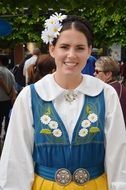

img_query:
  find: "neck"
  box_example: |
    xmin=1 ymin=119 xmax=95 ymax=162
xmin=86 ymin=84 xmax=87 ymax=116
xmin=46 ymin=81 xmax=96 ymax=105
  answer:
xmin=54 ymin=73 xmax=83 ymax=90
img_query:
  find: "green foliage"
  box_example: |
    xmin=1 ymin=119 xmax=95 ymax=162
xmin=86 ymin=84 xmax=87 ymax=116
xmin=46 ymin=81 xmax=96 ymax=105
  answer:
xmin=0 ymin=0 xmax=126 ymax=48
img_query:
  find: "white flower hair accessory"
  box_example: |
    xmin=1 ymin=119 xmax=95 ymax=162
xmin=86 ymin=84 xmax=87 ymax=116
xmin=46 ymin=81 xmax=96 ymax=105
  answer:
xmin=41 ymin=12 xmax=67 ymax=44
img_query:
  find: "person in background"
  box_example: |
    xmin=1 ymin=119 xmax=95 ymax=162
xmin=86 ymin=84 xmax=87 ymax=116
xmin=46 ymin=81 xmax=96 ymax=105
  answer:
xmin=0 ymin=77 xmax=12 ymax=154
xmin=81 ymin=55 xmax=96 ymax=76
xmin=0 ymin=55 xmax=17 ymax=141
xmin=0 ymin=13 xmax=126 ymax=190
xmin=94 ymin=56 xmax=126 ymax=126
xmin=23 ymin=48 xmax=41 ymax=85
xmin=12 ymin=53 xmax=32 ymax=94
xmin=27 ymin=54 xmax=56 ymax=85
xmin=120 ymin=57 xmax=126 ymax=87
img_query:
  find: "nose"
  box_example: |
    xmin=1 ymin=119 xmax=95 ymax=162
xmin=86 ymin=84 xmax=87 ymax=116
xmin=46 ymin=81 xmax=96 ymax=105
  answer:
xmin=67 ymin=48 xmax=76 ymax=58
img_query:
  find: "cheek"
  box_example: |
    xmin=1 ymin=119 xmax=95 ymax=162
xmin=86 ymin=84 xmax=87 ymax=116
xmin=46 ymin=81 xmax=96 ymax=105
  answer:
xmin=80 ymin=50 xmax=90 ymax=60
xmin=96 ymin=74 xmax=103 ymax=80
xmin=80 ymin=55 xmax=89 ymax=66
xmin=54 ymin=50 xmax=65 ymax=59
xmin=101 ymin=74 xmax=107 ymax=81
xmin=97 ymin=75 xmax=102 ymax=80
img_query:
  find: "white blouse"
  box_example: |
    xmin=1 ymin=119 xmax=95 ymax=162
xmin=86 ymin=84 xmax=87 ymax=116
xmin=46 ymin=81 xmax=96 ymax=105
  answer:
xmin=0 ymin=74 xmax=126 ymax=190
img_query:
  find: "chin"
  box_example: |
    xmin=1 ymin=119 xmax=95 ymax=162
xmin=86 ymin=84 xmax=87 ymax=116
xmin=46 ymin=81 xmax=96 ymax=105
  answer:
xmin=64 ymin=71 xmax=79 ymax=77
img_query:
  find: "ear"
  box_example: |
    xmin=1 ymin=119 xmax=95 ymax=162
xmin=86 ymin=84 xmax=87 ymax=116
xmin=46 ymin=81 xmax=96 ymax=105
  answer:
xmin=49 ymin=45 xmax=55 ymax=58
xmin=105 ymin=71 xmax=112 ymax=82
xmin=106 ymin=71 xmax=112 ymax=77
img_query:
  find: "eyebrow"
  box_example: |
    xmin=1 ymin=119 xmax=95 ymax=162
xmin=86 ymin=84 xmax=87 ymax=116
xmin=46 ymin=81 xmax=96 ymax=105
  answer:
xmin=59 ymin=43 xmax=87 ymax=47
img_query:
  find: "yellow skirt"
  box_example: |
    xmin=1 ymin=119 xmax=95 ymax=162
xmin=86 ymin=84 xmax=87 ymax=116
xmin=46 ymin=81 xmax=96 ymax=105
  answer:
xmin=32 ymin=173 xmax=108 ymax=190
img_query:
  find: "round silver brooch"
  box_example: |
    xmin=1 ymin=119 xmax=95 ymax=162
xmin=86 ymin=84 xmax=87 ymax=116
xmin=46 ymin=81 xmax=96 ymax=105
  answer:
xmin=55 ymin=168 xmax=72 ymax=186
xmin=73 ymin=168 xmax=90 ymax=185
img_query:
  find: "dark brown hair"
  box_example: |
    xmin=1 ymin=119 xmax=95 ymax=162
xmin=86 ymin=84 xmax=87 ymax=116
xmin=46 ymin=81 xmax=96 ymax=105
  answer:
xmin=34 ymin=54 xmax=56 ymax=82
xmin=27 ymin=54 xmax=56 ymax=84
xmin=52 ymin=15 xmax=93 ymax=47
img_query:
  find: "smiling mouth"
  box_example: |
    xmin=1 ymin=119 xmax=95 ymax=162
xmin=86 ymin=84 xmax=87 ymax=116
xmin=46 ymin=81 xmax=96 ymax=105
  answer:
xmin=64 ymin=62 xmax=77 ymax=67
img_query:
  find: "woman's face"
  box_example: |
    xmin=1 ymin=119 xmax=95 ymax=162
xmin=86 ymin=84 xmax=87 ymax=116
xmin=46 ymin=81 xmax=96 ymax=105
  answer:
xmin=49 ymin=28 xmax=91 ymax=77
xmin=94 ymin=65 xmax=111 ymax=82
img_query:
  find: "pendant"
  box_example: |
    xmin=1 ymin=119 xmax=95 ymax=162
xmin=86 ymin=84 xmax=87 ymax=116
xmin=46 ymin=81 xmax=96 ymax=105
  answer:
xmin=64 ymin=91 xmax=78 ymax=103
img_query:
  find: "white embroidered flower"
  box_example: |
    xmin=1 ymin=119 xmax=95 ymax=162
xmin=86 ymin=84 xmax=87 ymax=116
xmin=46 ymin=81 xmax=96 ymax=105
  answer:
xmin=49 ymin=120 xmax=58 ymax=129
xmin=52 ymin=129 xmax=62 ymax=137
xmin=41 ymin=12 xmax=67 ymax=44
xmin=88 ymin=113 xmax=98 ymax=123
xmin=79 ymin=128 xmax=88 ymax=137
xmin=40 ymin=115 xmax=51 ymax=124
xmin=81 ymin=119 xmax=91 ymax=128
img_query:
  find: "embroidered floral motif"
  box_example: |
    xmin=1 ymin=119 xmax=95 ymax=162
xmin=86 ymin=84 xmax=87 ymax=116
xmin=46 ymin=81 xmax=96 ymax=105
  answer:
xmin=81 ymin=120 xmax=91 ymax=128
xmin=89 ymin=127 xmax=100 ymax=133
xmin=79 ymin=128 xmax=88 ymax=137
xmin=78 ymin=105 xmax=99 ymax=138
xmin=40 ymin=128 xmax=52 ymax=135
xmin=40 ymin=115 xmax=51 ymax=124
xmin=52 ymin=129 xmax=62 ymax=137
xmin=49 ymin=121 xmax=58 ymax=129
xmin=40 ymin=113 xmax=62 ymax=138
xmin=88 ymin=113 xmax=98 ymax=123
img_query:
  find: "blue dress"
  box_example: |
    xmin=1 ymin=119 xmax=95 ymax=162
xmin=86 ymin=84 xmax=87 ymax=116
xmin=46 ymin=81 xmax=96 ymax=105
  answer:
xmin=30 ymin=84 xmax=108 ymax=189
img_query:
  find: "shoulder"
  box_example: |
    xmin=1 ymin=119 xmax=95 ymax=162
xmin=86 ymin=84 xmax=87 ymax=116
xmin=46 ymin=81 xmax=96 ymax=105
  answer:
xmin=27 ymin=55 xmax=37 ymax=64
xmin=34 ymin=74 xmax=64 ymax=101
xmin=82 ymin=74 xmax=115 ymax=95
xmin=87 ymin=55 xmax=97 ymax=63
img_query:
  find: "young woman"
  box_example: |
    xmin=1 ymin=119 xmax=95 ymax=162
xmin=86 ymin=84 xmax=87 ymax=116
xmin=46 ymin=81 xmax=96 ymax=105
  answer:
xmin=0 ymin=13 xmax=126 ymax=190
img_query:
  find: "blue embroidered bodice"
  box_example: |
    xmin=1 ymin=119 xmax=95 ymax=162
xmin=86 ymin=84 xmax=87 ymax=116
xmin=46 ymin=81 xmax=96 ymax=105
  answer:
xmin=30 ymin=84 xmax=105 ymax=174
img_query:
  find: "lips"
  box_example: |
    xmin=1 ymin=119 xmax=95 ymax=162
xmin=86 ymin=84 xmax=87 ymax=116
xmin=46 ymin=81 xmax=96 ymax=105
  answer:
xmin=64 ymin=62 xmax=77 ymax=67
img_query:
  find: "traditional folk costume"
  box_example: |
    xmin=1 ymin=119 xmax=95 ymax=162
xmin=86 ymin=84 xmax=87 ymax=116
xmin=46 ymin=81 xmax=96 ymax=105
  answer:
xmin=0 ymin=74 xmax=126 ymax=190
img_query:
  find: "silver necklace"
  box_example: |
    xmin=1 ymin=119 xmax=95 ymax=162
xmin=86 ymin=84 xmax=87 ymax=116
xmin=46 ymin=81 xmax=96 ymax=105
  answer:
xmin=64 ymin=91 xmax=78 ymax=103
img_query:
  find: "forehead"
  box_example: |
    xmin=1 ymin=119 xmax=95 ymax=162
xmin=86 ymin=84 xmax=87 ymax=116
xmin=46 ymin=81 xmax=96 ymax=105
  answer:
xmin=57 ymin=28 xmax=88 ymax=45
xmin=95 ymin=61 xmax=103 ymax=67
xmin=95 ymin=65 xmax=103 ymax=70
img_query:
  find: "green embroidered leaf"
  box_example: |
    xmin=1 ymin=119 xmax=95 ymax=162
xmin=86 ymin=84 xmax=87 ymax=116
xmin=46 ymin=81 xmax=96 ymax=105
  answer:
xmin=45 ymin=107 xmax=51 ymax=115
xmin=89 ymin=127 xmax=100 ymax=133
xmin=86 ymin=105 xmax=92 ymax=114
xmin=40 ymin=128 xmax=52 ymax=135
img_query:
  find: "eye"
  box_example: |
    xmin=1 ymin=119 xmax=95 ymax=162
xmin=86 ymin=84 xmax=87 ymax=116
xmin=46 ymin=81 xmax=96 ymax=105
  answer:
xmin=60 ymin=45 xmax=69 ymax=49
xmin=76 ymin=46 xmax=85 ymax=50
xmin=78 ymin=47 xmax=85 ymax=50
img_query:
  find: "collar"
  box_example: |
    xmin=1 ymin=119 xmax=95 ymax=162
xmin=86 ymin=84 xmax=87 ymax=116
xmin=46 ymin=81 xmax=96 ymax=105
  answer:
xmin=108 ymin=80 xmax=118 ymax=85
xmin=34 ymin=74 xmax=104 ymax=101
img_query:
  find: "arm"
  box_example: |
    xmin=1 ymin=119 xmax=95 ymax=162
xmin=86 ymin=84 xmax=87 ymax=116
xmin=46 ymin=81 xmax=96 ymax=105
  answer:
xmin=0 ymin=76 xmax=11 ymax=95
xmin=0 ymin=86 xmax=34 ymax=190
xmin=104 ymin=85 xmax=126 ymax=190
xmin=0 ymin=76 xmax=17 ymax=103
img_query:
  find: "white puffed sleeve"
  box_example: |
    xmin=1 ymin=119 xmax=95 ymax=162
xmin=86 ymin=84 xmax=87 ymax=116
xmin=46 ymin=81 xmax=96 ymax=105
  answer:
xmin=104 ymin=85 xmax=126 ymax=190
